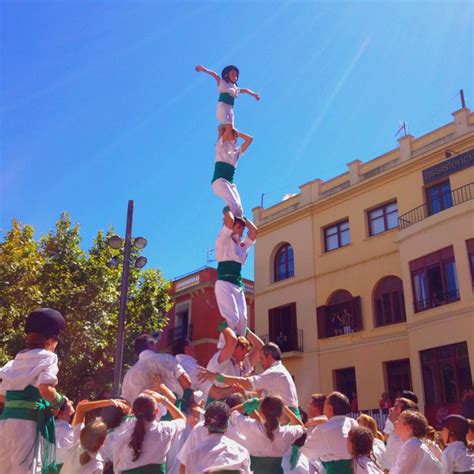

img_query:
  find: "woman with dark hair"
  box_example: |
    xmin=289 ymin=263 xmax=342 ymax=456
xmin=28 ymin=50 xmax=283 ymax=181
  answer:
xmin=347 ymin=427 xmax=382 ymax=473
xmin=112 ymin=390 xmax=185 ymax=473
xmin=183 ymin=401 xmax=251 ymax=473
xmin=356 ymin=414 xmax=386 ymax=467
xmin=440 ymin=414 xmax=474 ymax=473
xmin=0 ymin=308 xmax=67 ymax=473
xmin=229 ymin=395 xmax=305 ymax=473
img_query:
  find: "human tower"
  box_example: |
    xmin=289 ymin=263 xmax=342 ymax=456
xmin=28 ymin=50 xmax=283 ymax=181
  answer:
xmin=195 ymin=64 xmax=260 ymax=357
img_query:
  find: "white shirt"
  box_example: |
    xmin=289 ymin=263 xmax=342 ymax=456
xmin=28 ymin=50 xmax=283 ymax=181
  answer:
xmin=100 ymin=417 xmax=135 ymax=464
xmin=301 ymin=416 xmax=357 ymax=462
xmin=62 ymin=424 xmax=104 ymax=474
xmin=231 ymin=411 xmax=304 ymax=457
xmin=215 ymin=226 xmax=254 ymax=265
xmin=390 ymin=437 xmax=444 ymax=474
xmin=218 ymin=79 xmax=240 ymax=98
xmin=353 ymin=455 xmax=383 ymax=473
xmin=441 ymin=441 xmax=474 ymax=473
xmin=248 ymin=360 xmax=299 ymax=408
xmin=0 ymin=349 xmax=58 ymax=394
xmin=282 ymin=448 xmax=312 ymax=474
xmin=215 ymin=138 xmax=241 ymax=167
xmin=381 ymin=431 xmax=402 ymax=470
xmin=383 ymin=418 xmax=394 ymax=436
xmin=372 ymin=437 xmax=386 ymax=467
xmin=175 ymin=354 xmax=209 ymax=402
xmin=121 ymin=350 xmax=186 ymax=402
xmin=207 ymin=351 xmax=254 ymax=383
xmin=185 ymin=433 xmax=250 ymax=473
xmin=55 ymin=420 xmax=74 ymax=465
xmin=113 ymin=418 xmax=186 ymax=473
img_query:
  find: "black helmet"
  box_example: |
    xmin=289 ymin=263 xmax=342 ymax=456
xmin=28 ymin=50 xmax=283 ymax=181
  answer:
xmin=221 ymin=65 xmax=239 ymax=82
xmin=25 ymin=308 xmax=66 ymax=338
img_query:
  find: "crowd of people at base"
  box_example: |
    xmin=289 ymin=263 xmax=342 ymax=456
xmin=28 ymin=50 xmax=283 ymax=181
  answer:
xmin=1 ymin=308 xmax=474 ymax=474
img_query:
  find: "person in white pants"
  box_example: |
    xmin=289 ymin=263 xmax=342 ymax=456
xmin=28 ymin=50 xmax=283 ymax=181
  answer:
xmin=214 ymin=209 xmax=257 ymax=355
xmin=211 ymin=126 xmax=253 ymax=217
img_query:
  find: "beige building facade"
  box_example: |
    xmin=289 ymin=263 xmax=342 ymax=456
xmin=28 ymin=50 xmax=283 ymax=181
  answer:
xmin=252 ymin=106 xmax=474 ymax=426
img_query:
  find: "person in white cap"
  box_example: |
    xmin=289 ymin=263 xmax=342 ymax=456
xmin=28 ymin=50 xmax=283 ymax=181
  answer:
xmin=0 ymin=308 xmax=67 ymax=473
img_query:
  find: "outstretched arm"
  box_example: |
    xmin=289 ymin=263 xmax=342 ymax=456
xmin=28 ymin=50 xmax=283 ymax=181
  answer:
xmin=72 ymin=399 xmax=122 ymax=426
xmin=246 ymin=329 xmax=264 ymax=367
xmin=195 ymin=65 xmax=220 ymax=84
xmin=198 ymin=368 xmax=253 ymax=391
xmin=244 ymin=216 xmax=258 ymax=241
xmin=223 ymin=208 xmax=236 ymax=230
xmin=238 ymin=131 xmax=253 ymax=155
xmin=239 ymin=88 xmax=260 ymax=101
xmin=144 ymin=389 xmax=186 ymax=422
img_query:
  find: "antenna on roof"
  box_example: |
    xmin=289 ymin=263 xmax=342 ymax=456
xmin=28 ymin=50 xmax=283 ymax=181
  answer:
xmin=460 ymin=89 xmax=466 ymax=108
xmin=206 ymin=248 xmax=216 ymax=265
xmin=395 ymin=121 xmax=408 ymax=138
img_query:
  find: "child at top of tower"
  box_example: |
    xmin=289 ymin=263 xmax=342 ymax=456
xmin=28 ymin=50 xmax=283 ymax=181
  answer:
xmin=195 ymin=64 xmax=260 ymax=136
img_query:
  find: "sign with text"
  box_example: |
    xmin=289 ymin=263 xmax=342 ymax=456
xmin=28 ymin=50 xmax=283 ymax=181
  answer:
xmin=422 ymin=147 xmax=474 ymax=184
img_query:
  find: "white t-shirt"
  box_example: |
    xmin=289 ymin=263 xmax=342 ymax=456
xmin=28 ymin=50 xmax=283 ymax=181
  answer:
xmin=352 ymin=455 xmax=383 ymax=474
xmin=441 ymin=441 xmax=474 ymax=473
xmin=207 ymin=351 xmax=254 ymax=383
xmin=61 ymin=423 xmax=104 ymax=474
xmin=231 ymin=411 xmax=304 ymax=457
xmin=215 ymin=226 xmax=254 ymax=265
xmin=372 ymin=437 xmax=386 ymax=467
xmin=0 ymin=349 xmax=58 ymax=394
xmin=381 ymin=431 xmax=403 ymax=470
xmin=218 ymin=79 xmax=240 ymax=98
xmin=301 ymin=416 xmax=357 ymax=463
xmin=390 ymin=437 xmax=444 ymax=474
xmin=112 ymin=418 xmax=186 ymax=472
xmin=215 ymin=138 xmax=241 ymax=167
xmin=55 ymin=420 xmax=74 ymax=465
xmin=121 ymin=350 xmax=186 ymax=402
xmin=248 ymin=360 xmax=299 ymax=408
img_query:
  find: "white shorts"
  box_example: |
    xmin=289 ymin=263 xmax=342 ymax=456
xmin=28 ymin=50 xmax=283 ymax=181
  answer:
xmin=216 ymin=102 xmax=234 ymax=126
xmin=214 ymin=280 xmax=247 ymax=339
xmin=212 ymin=178 xmax=243 ymax=217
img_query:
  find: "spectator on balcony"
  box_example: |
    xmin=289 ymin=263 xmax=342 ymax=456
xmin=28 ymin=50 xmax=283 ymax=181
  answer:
xmin=121 ymin=334 xmax=192 ymax=405
xmin=342 ymin=308 xmax=353 ymax=335
xmin=331 ymin=312 xmax=343 ymax=336
xmin=379 ymin=392 xmax=393 ymax=411
xmin=350 ymin=392 xmax=358 ymax=413
xmin=276 ymin=332 xmax=289 ymax=352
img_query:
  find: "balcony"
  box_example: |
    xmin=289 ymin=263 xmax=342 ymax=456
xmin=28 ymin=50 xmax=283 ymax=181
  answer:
xmin=317 ymin=296 xmax=362 ymax=339
xmin=414 ymin=289 xmax=460 ymax=313
xmin=166 ymin=324 xmax=193 ymax=346
xmin=398 ymin=182 xmax=473 ymax=230
xmin=261 ymin=329 xmax=304 ymax=354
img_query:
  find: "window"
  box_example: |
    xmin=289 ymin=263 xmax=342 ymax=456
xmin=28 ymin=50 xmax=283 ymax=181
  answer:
xmin=421 ymin=342 xmax=472 ymax=407
xmin=268 ymin=303 xmax=300 ymax=352
xmin=410 ymin=246 xmax=460 ymax=312
xmin=374 ymin=276 xmax=406 ymax=326
xmin=324 ymin=220 xmax=350 ymax=252
xmin=368 ymin=201 xmax=398 ymax=236
xmin=316 ymin=291 xmax=362 ymax=338
xmin=334 ymin=367 xmax=358 ymax=407
xmin=274 ymin=243 xmax=294 ymax=282
xmin=385 ymin=359 xmax=412 ymax=402
xmin=467 ymin=239 xmax=474 ymax=285
xmin=426 ymin=180 xmax=453 ymax=216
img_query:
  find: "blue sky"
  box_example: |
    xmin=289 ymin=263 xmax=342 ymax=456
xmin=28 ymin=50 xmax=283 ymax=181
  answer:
xmin=1 ymin=0 xmax=472 ymax=281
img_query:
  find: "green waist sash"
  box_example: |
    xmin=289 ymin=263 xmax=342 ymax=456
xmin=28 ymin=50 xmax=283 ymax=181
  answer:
xmin=212 ymin=161 xmax=236 ymax=184
xmin=250 ymin=455 xmax=283 ymax=474
xmin=288 ymin=405 xmax=301 ymax=420
xmin=217 ymin=261 xmax=243 ymax=288
xmin=321 ymin=459 xmax=352 ymax=474
xmin=123 ymin=464 xmax=166 ymax=474
xmin=218 ymin=93 xmax=235 ymax=106
xmin=0 ymin=384 xmax=57 ymax=473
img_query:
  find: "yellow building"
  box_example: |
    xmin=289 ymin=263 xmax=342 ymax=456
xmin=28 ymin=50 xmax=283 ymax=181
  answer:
xmin=252 ymin=105 xmax=474 ymax=425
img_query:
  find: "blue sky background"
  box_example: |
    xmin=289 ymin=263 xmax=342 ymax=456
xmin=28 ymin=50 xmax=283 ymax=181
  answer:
xmin=1 ymin=0 xmax=472 ymax=281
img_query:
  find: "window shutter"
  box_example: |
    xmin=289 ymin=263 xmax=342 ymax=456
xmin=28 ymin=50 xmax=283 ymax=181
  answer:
xmin=316 ymin=305 xmax=327 ymax=339
xmin=290 ymin=302 xmax=297 ymax=348
xmin=268 ymin=308 xmax=275 ymax=341
xmin=352 ymin=296 xmax=363 ymax=331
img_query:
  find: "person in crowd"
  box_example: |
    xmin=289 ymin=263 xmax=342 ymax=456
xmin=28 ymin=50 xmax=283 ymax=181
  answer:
xmin=307 ymin=393 xmax=326 ymax=419
xmin=467 ymin=418 xmax=474 ymax=444
xmin=440 ymin=414 xmax=474 ymax=473
xmin=121 ymin=334 xmax=192 ymax=406
xmin=347 ymin=426 xmax=382 ymax=473
xmin=424 ymin=425 xmax=443 ymax=461
xmin=183 ymin=401 xmax=251 ymax=473
xmin=391 ymin=410 xmax=443 ymax=474
xmin=301 ymin=391 xmax=357 ymax=474
xmin=199 ymin=343 xmax=300 ymax=417
xmin=350 ymin=392 xmax=358 ymax=412
xmin=462 ymin=388 xmax=474 ymax=419
xmin=55 ymin=397 xmax=76 ymax=471
xmin=381 ymin=396 xmax=418 ymax=471
xmin=356 ymin=414 xmax=385 ymax=467
xmin=230 ymin=394 xmax=305 ymax=473
xmin=379 ymin=392 xmax=393 ymax=410
xmin=400 ymin=390 xmax=418 ymax=404
xmin=113 ymin=390 xmax=186 ymax=473
xmin=0 ymin=308 xmax=67 ymax=474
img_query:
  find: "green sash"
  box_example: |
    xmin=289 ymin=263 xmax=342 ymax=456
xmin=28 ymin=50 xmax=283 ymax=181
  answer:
xmin=122 ymin=464 xmax=166 ymax=474
xmin=0 ymin=385 xmax=57 ymax=473
xmin=288 ymin=406 xmax=302 ymax=420
xmin=321 ymin=459 xmax=352 ymax=474
xmin=250 ymin=455 xmax=283 ymax=474
xmin=57 ymin=464 xmax=63 ymax=473
xmin=217 ymin=261 xmax=243 ymax=288
xmin=212 ymin=162 xmax=236 ymax=184
xmin=218 ymin=93 xmax=235 ymax=106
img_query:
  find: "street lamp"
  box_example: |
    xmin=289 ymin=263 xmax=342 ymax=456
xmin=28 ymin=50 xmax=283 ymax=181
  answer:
xmin=108 ymin=200 xmax=148 ymax=396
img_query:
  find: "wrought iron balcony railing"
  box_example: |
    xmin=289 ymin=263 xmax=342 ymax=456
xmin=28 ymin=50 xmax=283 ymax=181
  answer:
xmin=260 ymin=329 xmax=304 ymax=353
xmin=398 ymin=182 xmax=473 ymax=230
xmin=414 ymin=289 xmax=460 ymax=313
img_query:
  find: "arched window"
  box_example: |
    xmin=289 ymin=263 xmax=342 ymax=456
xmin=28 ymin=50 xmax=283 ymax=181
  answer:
xmin=328 ymin=290 xmax=352 ymax=306
xmin=374 ymin=276 xmax=406 ymax=327
xmin=274 ymin=243 xmax=294 ymax=282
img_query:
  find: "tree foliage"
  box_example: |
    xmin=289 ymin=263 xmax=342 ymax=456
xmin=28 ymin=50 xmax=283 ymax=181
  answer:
xmin=0 ymin=213 xmax=172 ymax=400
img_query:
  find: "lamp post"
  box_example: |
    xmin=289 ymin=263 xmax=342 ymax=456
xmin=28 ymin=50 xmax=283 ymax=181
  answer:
xmin=108 ymin=200 xmax=148 ymax=396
